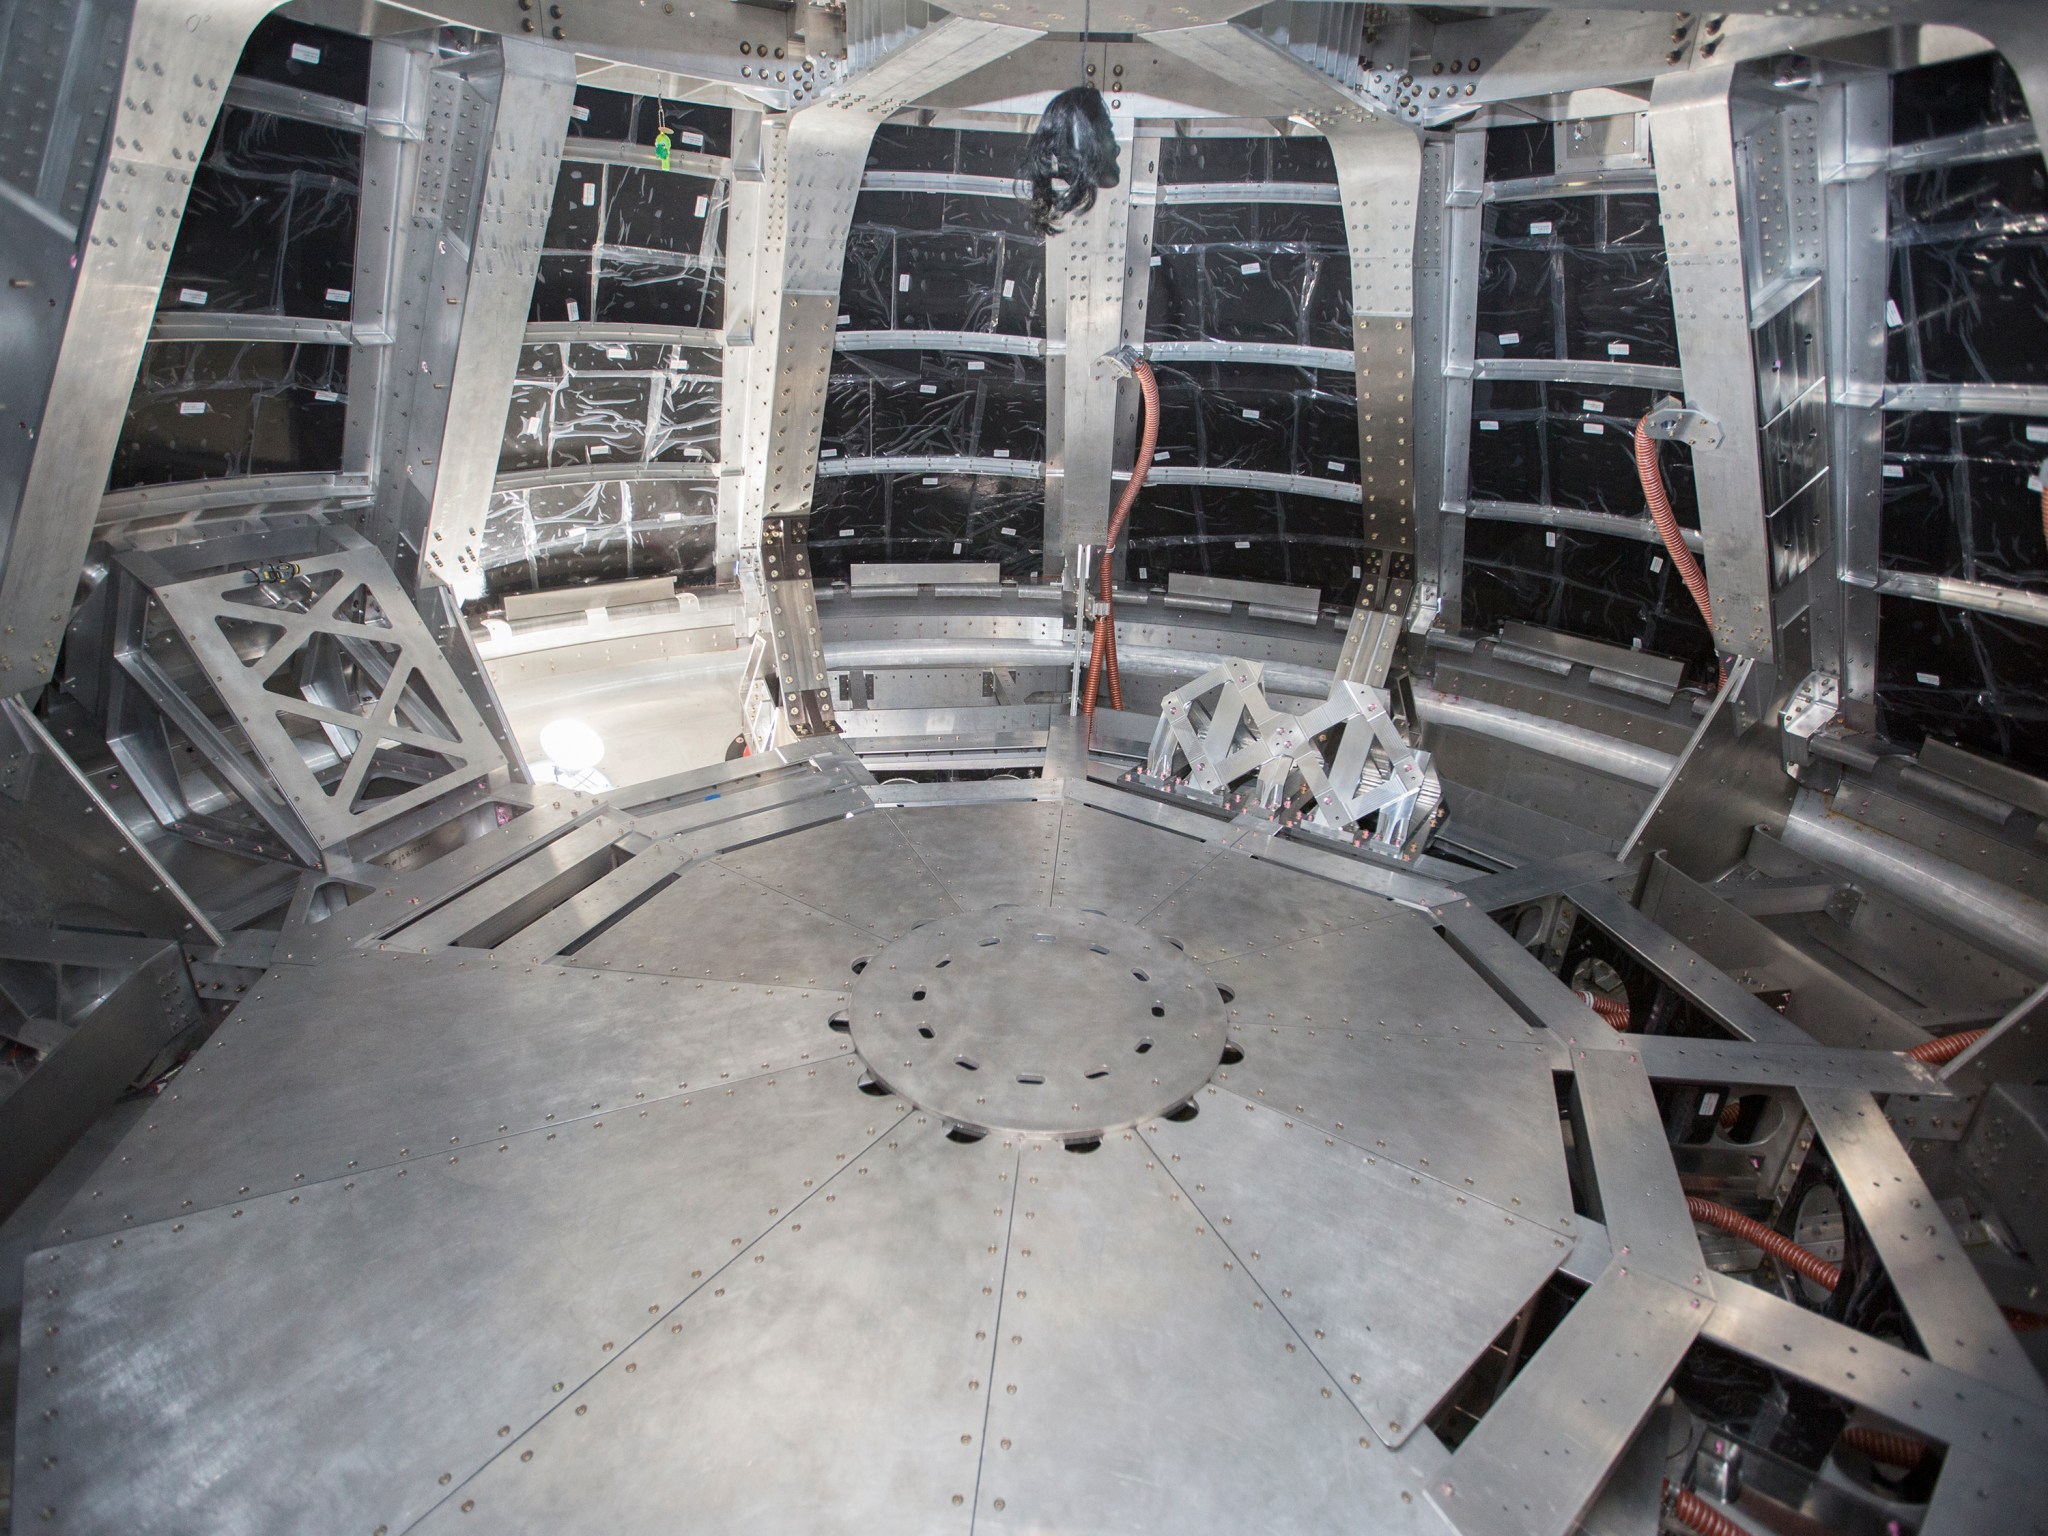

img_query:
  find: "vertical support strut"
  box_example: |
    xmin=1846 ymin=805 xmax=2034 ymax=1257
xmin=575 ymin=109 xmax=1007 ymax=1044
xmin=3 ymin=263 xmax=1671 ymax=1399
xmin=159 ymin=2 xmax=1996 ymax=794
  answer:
xmin=0 ymin=0 xmax=278 ymax=694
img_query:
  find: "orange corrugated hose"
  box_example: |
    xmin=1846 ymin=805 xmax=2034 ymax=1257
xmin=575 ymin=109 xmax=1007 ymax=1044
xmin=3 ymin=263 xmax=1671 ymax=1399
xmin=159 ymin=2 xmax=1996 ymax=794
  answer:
xmin=1578 ymin=989 xmax=1633 ymax=1031
xmin=1907 ymin=1028 xmax=1986 ymax=1065
xmin=1083 ymin=356 xmax=1159 ymax=720
xmin=1635 ymin=413 xmax=1726 ymax=690
xmin=1686 ymin=1196 xmax=1843 ymax=1290
xmin=1663 ymin=1482 xmax=1753 ymax=1536
xmin=1839 ymin=1424 xmax=1930 ymax=1468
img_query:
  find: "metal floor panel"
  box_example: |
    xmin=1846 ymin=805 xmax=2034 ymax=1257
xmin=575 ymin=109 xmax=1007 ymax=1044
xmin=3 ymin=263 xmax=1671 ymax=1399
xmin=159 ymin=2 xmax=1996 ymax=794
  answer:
xmin=54 ymin=951 xmax=852 ymax=1239
xmin=974 ymin=1134 xmax=1453 ymax=1536
xmin=886 ymin=799 xmax=1065 ymax=910
xmin=1143 ymin=1088 xmax=1565 ymax=1447
xmin=570 ymin=857 xmax=883 ymax=985
xmin=412 ymin=1118 xmax=1010 ymax=1536
xmin=1212 ymin=1021 xmax=1578 ymax=1235
xmin=1049 ymin=801 xmax=1223 ymax=917
xmin=1141 ymin=846 xmax=1403 ymax=960
xmin=714 ymin=807 xmax=960 ymax=937
xmin=16 ymin=1067 xmax=883 ymax=1536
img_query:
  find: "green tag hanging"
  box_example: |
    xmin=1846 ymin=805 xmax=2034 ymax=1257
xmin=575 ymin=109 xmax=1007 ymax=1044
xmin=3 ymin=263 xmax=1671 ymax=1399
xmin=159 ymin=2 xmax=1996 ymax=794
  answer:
xmin=653 ymin=125 xmax=673 ymax=170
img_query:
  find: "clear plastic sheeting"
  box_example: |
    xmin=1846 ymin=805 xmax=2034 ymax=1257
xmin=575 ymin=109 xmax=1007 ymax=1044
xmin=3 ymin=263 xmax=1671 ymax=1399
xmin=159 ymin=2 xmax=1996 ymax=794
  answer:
xmin=1877 ymin=594 xmax=2048 ymax=774
xmin=1475 ymin=191 xmax=1675 ymax=366
xmin=480 ymin=479 xmax=717 ymax=598
xmin=1483 ymin=122 xmax=1554 ymax=183
xmin=810 ymin=474 xmax=1044 ymax=584
xmin=233 ymin=14 xmax=372 ymax=105
xmin=1125 ymin=484 xmax=1366 ymax=604
xmin=160 ymin=107 xmax=361 ymax=319
xmin=1881 ymin=410 xmax=2048 ymax=593
xmin=1148 ymin=361 xmax=1360 ymax=479
xmin=1890 ymin=52 xmax=2032 ymax=147
xmin=500 ymin=341 xmax=720 ymax=474
xmin=109 ymin=342 xmax=348 ymax=490
xmin=1467 ymin=381 xmax=1699 ymax=524
xmin=1146 ymin=200 xmax=1351 ymax=350
xmin=1158 ymin=134 xmax=1339 ymax=185
xmin=823 ymin=352 xmax=1045 ymax=463
xmin=866 ymin=123 xmax=1037 ymax=178
xmin=532 ymin=138 xmax=729 ymax=328
xmin=1885 ymin=152 xmax=2048 ymax=387
xmin=567 ymin=87 xmax=732 ymax=158
xmin=837 ymin=189 xmax=1045 ymax=336
xmin=1459 ymin=518 xmax=1717 ymax=685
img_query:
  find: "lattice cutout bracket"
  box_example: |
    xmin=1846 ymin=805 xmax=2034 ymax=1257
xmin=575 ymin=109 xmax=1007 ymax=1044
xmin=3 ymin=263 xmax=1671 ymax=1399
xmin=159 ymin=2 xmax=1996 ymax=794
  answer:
xmin=1144 ymin=658 xmax=1441 ymax=852
xmin=148 ymin=532 xmax=506 ymax=852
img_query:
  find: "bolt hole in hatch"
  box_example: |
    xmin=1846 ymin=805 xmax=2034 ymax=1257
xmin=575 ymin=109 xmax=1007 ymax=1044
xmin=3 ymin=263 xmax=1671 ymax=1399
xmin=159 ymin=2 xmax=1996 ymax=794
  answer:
xmin=844 ymin=908 xmax=1226 ymax=1137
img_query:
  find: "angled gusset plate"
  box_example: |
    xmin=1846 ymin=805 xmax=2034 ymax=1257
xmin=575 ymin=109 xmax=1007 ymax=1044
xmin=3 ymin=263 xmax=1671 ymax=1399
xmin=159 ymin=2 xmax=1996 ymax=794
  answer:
xmin=55 ymin=949 xmax=853 ymax=1239
xmin=975 ymin=1132 xmax=1451 ymax=1534
xmin=1140 ymin=846 xmax=1403 ymax=961
xmin=571 ymin=857 xmax=885 ymax=986
xmin=714 ymin=807 xmax=959 ymax=937
xmin=1210 ymin=1024 xmax=1577 ymax=1236
xmin=411 ymin=1119 xmax=1016 ymax=1535
xmin=15 ymin=1070 xmax=891 ymax=1536
xmin=886 ymin=799 xmax=1065 ymax=910
xmin=1143 ymin=1089 xmax=1566 ymax=1448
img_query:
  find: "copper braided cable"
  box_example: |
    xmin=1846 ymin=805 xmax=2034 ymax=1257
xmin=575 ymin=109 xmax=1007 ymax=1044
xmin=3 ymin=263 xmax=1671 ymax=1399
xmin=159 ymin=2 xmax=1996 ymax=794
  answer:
xmin=1635 ymin=414 xmax=1725 ymax=689
xmin=1684 ymin=1196 xmax=1842 ymax=1292
xmin=1906 ymin=1028 xmax=1986 ymax=1065
xmin=1663 ymin=1483 xmax=1754 ymax=1536
xmin=1083 ymin=357 xmax=1159 ymax=720
xmin=1578 ymin=989 xmax=1633 ymax=1031
xmin=1839 ymin=1424 xmax=1930 ymax=1468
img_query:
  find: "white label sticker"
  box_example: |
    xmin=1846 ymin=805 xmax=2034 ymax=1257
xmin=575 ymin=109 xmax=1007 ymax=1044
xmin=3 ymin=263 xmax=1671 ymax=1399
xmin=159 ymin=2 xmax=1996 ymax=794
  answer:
xmin=1327 ymin=460 xmax=1344 ymax=473
xmin=1234 ymin=540 xmax=1251 ymax=549
xmin=694 ymin=195 xmax=708 ymax=217
xmin=992 ymin=449 xmax=1011 ymax=458
xmin=178 ymin=401 xmax=205 ymax=415
xmin=662 ymin=511 xmax=681 ymax=522
xmin=1240 ymin=261 xmax=1262 ymax=276
xmin=1583 ymin=422 xmax=1606 ymax=435
xmin=821 ymin=448 xmax=839 ymax=458
xmin=1545 ymin=530 xmax=1557 ymax=546
xmin=1607 ymin=341 xmax=1631 ymax=356
xmin=953 ymin=541 xmax=963 ymax=554
xmin=1242 ymin=408 xmax=1261 ymax=420
xmin=1582 ymin=399 xmax=1604 ymax=413
xmin=919 ymin=383 xmax=938 ymax=395
xmin=590 ymin=444 xmax=610 ymax=456
xmin=685 ymin=447 xmax=704 ymax=458
xmin=325 ymin=287 xmax=351 ymax=304
xmin=605 ymin=344 xmax=630 ymax=359
xmin=1882 ymin=463 xmax=1905 ymax=479
xmin=1478 ymin=419 xmax=1499 ymax=432
xmin=1149 ymin=255 xmax=1161 ymax=267
xmin=1352 ymin=565 xmax=1362 ymax=579
xmin=2030 ymin=475 xmax=2045 ymax=492
xmin=922 ymin=476 xmax=938 ymax=486
xmin=836 ymin=314 xmax=850 ymax=327
xmin=1886 ymin=298 xmax=1904 ymax=329
xmin=1699 ymin=1091 xmax=1720 ymax=1117
xmin=897 ymin=273 xmax=910 ymax=292
xmin=582 ymin=182 xmax=597 ymax=206
xmin=571 ymin=105 xmax=591 ymax=121
xmin=1000 ymin=526 xmax=1016 ymax=536
xmin=1002 ymin=279 xmax=1016 ymax=299
xmin=2027 ymin=424 xmax=2048 ymax=443
xmin=1916 ymin=671 xmax=1941 ymax=686
xmin=966 ymin=360 xmax=985 ymax=372
xmin=565 ymin=301 xmax=580 ymax=321
xmin=1650 ymin=555 xmax=1664 ymax=572
xmin=1528 ymin=220 xmax=1554 ymax=235
xmin=178 ymin=288 xmax=207 ymax=306
xmin=839 ymin=528 xmax=856 ymax=537
xmin=314 ymin=389 xmax=339 ymax=403
xmin=1497 ymin=331 xmax=1520 ymax=347
xmin=290 ymin=42 xmax=321 ymax=64
xmin=680 ymin=130 xmax=704 ymax=148
xmin=1153 ymin=450 xmax=1169 ymax=462
xmin=1139 ymin=567 xmax=1148 ymax=579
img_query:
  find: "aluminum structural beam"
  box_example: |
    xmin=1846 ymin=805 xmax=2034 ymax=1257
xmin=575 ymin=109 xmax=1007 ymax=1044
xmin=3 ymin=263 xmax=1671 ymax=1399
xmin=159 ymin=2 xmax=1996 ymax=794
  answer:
xmin=0 ymin=0 xmax=279 ymax=696
xmin=1648 ymin=68 xmax=1775 ymax=670
xmin=736 ymin=15 xmax=1035 ymax=741
xmin=376 ymin=39 xmax=576 ymax=596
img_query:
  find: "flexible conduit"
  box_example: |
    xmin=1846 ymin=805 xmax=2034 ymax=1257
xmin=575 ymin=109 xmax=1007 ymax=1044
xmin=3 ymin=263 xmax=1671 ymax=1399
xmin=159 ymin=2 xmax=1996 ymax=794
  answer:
xmin=1907 ymin=1028 xmax=1986 ymax=1065
xmin=1634 ymin=414 xmax=1723 ymax=688
xmin=1578 ymin=989 xmax=1632 ymax=1031
xmin=1663 ymin=1482 xmax=1753 ymax=1536
xmin=1083 ymin=357 xmax=1159 ymax=721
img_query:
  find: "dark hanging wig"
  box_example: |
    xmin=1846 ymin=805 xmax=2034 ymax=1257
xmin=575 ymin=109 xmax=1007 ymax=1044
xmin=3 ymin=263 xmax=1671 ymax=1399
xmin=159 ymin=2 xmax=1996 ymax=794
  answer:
xmin=1024 ymin=86 xmax=1120 ymax=235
